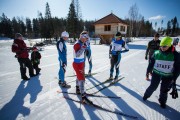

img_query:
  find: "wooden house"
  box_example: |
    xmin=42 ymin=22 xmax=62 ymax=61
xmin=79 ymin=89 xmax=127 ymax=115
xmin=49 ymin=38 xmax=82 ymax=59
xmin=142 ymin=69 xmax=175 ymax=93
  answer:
xmin=94 ymin=13 xmax=128 ymax=44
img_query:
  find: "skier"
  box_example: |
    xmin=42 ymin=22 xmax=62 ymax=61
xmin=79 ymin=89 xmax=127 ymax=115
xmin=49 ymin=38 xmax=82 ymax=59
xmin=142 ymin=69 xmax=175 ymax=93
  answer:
xmin=73 ymin=31 xmax=93 ymax=104
xmin=11 ymin=33 xmax=36 ymax=80
xmin=31 ymin=47 xmax=41 ymax=75
xmin=145 ymin=33 xmax=160 ymax=80
xmin=56 ymin=31 xmax=71 ymax=88
xmin=83 ymin=31 xmax=93 ymax=76
xmin=143 ymin=36 xmax=180 ymax=108
xmin=109 ymin=32 xmax=129 ymax=81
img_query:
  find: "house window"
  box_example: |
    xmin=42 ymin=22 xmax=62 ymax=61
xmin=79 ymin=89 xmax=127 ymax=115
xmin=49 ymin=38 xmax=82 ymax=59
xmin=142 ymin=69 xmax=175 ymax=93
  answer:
xmin=104 ymin=25 xmax=111 ymax=31
xmin=120 ymin=26 xmax=125 ymax=32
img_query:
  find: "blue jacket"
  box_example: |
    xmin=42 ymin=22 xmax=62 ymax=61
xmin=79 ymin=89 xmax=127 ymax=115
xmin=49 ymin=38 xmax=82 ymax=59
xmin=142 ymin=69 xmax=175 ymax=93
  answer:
xmin=110 ymin=38 xmax=129 ymax=55
xmin=57 ymin=38 xmax=67 ymax=65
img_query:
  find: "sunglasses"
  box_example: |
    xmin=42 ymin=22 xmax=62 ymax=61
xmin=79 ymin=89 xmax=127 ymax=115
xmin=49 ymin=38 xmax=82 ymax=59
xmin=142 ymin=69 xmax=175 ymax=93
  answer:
xmin=115 ymin=36 xmax=121 ymax=39
xmin=161 ymin=46 xmax=168 ymax=48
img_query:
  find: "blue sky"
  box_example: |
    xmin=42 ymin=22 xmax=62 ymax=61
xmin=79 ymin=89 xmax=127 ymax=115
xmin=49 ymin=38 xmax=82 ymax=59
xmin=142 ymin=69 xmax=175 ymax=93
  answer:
xmin=0 ymin=0 xmax=180 ymax=29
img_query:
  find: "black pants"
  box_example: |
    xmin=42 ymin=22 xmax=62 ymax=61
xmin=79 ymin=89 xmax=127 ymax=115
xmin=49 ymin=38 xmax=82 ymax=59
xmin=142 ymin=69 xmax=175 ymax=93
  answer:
xmin=143 ymin=72 xmax=173 ymax=104
xmin=18 ymin=58 xmax=34 ymax=78
xmin=110 ymin=55 xmax=121 ymax=77
xmin=32 ymin=63 xmax=40 ymax=74
xmin=146 ymin=55 xmax=153 ymax=76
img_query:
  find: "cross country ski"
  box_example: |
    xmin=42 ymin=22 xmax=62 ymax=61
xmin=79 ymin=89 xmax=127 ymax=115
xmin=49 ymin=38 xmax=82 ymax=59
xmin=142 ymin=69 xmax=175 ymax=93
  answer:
xmin=86 ymin=76 xmax=124 ymax=91
xmin=91 ymin=77 xmax=125 ymax=94
xmin=63 ymin=96 xmax=138 ymax=119
xmin=57 ymin=91 xmax=121 ymax=99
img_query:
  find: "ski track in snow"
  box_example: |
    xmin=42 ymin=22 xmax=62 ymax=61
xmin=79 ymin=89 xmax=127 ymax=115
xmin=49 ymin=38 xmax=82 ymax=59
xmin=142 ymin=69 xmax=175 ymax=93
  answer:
xmin=0 ymin=40 xmax=180 ymax=120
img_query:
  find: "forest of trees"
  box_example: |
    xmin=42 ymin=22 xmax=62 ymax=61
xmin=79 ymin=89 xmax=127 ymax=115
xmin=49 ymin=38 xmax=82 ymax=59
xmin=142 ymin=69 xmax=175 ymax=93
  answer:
xmin=0 ymin=1 xmax=179 ymax=39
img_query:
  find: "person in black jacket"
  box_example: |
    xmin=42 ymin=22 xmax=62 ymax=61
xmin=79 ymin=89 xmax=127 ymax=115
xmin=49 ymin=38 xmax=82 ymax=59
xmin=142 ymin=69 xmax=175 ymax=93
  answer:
xmin=143 ymin=36 xmax=180 ymax=108
xmin=31 ymin=47 xmax=41 ymax=75
xmin=145 ymin=33 xmax=160 ymax=80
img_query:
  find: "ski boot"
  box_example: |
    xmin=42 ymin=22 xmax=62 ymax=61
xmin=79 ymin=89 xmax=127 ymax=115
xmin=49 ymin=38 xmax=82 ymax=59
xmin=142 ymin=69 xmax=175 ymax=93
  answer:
xmin=81 ymin=93 xmax=93 ymax=104
xmin=22 ymin=76 xmax=30 ymax=81
xmin=61 ymin=81 xmax=71 ymax=88
xmin=88 ymin=70 xmax=92 ymax=76
xmin=109 ymin=74 xmax=113 ymax=80
xmin=142 ymin=96 xmax=148 ymax=101
xmin=76 ymin=86 xmax=81 ymax=94
xmin=111 ymin=76 xmax=118 ymax=83
xmin=36 ymin=68 xmax=41 ymax=75
xmin=158 ymin=99 xmax=166 ymax=108
xmin=30 ymin=74 xmax=37 ymax=77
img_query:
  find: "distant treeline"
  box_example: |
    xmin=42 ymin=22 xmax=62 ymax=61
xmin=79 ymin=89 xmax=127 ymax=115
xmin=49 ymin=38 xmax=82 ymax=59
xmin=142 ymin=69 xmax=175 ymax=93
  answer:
xmin=0 ymin=2 xmax=179 ymax=39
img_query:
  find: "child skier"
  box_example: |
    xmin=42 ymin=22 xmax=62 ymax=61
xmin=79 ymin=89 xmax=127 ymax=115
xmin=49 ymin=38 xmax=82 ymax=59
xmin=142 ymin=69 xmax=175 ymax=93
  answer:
xmin=143 ymin=36 xmax=180 ymax=108
xmin=56 ymin=31 xmax=71 ymax=88
xmin=31 ymin=47 xmax=41 ymax=75
xmin=109 ymin=32 xmax=129 ymax=81
xmin=73 ymin=31 xmax=93 ymax=104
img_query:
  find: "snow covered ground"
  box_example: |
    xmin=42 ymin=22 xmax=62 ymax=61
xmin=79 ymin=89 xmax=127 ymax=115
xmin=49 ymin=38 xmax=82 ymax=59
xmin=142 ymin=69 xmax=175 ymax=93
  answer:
xmin=0 ymin=38 xmax=180 ymax=120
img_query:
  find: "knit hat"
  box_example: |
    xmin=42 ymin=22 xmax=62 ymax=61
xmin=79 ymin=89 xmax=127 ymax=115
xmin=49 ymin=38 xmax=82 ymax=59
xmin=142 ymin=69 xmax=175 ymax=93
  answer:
xmin=80 ymin=31 xmax=89 ymax=39
xmin=33 ymin=47 xmax=38 ymax=51
xmin=61 ymin=31 xmax=69 ymax=38
xmin=15 ymin=33 xmax=22 ymax=39
xmin=160 ymin=36 xmax=172 ymax=47
xmin=115 ymin=32 xmax=121 ymax=37
xmin=154 ymin=33 xmax=159 ymax=37
xmin=80 ymin=34 xmax=88 ymax=39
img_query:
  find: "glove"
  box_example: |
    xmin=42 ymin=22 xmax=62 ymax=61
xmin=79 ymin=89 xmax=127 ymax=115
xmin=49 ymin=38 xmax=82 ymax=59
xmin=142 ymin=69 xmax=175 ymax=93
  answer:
xmin=21 ymin=48 xmax=32 ymax=51
xmin=62 ymin=63 xmax=66 ymax=72
xmin=170 ymin=82 xmax=178 ymax=99
xmin=145 ymin=56 xmax=148 ymax=60
xmin=116 ymin=51 xmax=121 ymax=54
xmin=14 ymin=55 xmax=18 ymax=58
xmin=81 ymin=45 xmax=87 ymax=49
xmin=109 ymin=54 xmax=112 ymax=59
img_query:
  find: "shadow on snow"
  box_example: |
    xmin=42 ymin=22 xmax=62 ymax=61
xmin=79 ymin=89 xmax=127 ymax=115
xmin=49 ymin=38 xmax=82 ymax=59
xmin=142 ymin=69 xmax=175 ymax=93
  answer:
xmin=59 ymin=84 xmax=101 ymax=120
xmin=118 ymin=83 xmax=180 ymax=120
xmin=0 ymin=75 xmax=43 ymax=120
xmin=85 ymin=76 xmax=145 ymax=119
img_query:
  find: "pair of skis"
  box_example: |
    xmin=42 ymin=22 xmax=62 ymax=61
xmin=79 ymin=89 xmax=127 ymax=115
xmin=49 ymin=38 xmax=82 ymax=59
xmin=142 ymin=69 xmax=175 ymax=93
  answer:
xmin=57 ymin=76 xmax=138 ymax=119
xmin=87 ymin=76 xmax=124 ymax=94
xmin=61 ymin=95 xmax=137 ymax=119
xmin=57 ymin=76 xmax=124 ymax=99
xmin=57 ymin=91 xmax=121 ymax=99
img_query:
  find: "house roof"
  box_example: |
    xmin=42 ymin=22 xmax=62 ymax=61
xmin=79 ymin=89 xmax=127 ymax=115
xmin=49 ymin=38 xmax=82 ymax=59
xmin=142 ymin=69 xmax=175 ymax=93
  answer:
xmin=94 ymin=13 xmax=128 ymax=25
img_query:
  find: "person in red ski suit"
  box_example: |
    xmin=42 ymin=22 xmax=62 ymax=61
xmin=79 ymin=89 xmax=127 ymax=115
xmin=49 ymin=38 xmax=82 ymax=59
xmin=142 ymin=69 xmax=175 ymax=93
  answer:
xmin=72 ymin=31 xmax=93 ymax=104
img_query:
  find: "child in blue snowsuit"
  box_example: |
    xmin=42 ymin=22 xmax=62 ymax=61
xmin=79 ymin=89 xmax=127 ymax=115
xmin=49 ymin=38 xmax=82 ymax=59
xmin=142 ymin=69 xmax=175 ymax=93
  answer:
xmin=109 ymin=32 xmax=129 ymax=81
xmin=56 ymin=31 xmax=70 ymax=88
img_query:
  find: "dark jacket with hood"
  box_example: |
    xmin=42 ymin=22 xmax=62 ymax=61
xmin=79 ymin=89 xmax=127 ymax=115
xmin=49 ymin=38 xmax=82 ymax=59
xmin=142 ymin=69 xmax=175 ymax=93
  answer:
xmin=145 ymin=39 xmax=160 ymax=58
